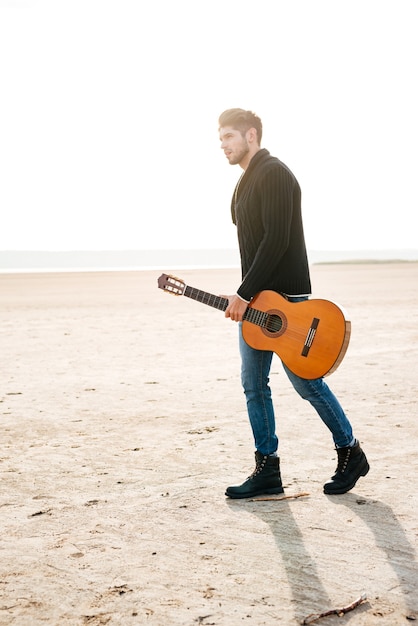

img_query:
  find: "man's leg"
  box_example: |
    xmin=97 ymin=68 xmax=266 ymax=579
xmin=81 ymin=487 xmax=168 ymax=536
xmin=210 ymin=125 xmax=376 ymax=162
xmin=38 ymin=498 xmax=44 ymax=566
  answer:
xmin=225 ymin=325 xmax=283 ymax=499
xmin=239 ymin=324 xmax=278 ymax=455
xmin=284 ymin=365 xmax=369 ymax=494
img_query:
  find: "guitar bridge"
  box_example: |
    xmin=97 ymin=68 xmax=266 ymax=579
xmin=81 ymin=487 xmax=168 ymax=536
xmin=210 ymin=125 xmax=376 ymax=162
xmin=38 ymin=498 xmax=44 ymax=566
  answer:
xmin=301 ymin=318 xmax=320 ymax=357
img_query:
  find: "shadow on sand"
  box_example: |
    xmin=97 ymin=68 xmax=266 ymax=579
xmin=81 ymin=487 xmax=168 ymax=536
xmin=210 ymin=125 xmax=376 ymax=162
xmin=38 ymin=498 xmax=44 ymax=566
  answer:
xmin=327 ymin=493 xmax=418 ymax=616
xmin=227 ymin=493 xmax=417 ymax=622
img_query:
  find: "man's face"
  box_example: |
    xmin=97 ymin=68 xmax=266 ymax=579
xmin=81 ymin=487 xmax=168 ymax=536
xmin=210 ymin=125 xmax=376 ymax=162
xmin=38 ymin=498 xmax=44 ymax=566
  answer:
xmin=219 ymin=126 xmax=250 ymax=166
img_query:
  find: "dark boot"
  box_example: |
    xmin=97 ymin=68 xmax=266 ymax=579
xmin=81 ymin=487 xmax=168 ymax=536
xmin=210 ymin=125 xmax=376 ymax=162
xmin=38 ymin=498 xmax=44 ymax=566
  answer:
xmin=225 ymin=451 xmax=284 ymax=499
xmin=323 ymin=440 xmax=369 ymax=495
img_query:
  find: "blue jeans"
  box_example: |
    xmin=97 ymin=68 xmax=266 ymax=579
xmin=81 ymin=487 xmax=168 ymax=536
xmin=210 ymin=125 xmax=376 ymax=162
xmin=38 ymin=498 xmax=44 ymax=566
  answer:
xmin=238 ymin=297 xmax=354 ymax=455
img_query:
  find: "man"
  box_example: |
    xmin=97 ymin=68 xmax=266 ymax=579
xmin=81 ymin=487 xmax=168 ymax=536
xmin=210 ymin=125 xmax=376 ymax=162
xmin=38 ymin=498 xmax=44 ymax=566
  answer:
xmin=218 ymin=108 xmax=369 ymax=499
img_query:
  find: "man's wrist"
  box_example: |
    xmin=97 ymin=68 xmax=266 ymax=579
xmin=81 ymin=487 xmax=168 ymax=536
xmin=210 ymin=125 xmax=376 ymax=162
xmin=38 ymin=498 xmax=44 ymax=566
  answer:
xmin=236 ymin=292 xmax=250 ymax=303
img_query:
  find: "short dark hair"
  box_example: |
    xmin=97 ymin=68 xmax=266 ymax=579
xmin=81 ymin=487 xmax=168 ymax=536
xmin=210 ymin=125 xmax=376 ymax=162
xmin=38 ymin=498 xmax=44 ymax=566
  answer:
xmin=218 ymin=108 xmax=263 ymax=143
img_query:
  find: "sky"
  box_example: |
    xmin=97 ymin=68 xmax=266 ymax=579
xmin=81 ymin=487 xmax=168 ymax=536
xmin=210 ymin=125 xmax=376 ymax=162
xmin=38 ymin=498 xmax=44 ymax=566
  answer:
xmin=1 ymin=0 xmax=417 ymax=253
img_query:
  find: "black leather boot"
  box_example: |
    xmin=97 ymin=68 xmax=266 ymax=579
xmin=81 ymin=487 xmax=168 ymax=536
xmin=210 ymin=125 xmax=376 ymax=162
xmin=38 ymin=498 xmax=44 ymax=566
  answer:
xmin=323 ymin=440 xmax=369 ymax=495
xmin=225 ymin=451 xmax=284 ymax=499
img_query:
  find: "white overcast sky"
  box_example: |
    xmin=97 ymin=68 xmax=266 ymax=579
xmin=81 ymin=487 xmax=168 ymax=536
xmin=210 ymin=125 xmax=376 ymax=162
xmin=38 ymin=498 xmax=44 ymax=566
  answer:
xmin=1 ymin=0 xmax=417 ymax=252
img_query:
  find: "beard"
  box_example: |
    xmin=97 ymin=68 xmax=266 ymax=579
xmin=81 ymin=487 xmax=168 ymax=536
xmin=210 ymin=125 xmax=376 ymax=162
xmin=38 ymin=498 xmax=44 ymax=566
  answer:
xmin=228 ymin=139 xmax=250 ymax=165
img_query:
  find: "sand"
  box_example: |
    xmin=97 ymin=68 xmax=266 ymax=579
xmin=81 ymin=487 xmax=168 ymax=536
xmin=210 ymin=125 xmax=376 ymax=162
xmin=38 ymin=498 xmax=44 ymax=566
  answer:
xmin=1 ymin=263 xmax=417 ymax=625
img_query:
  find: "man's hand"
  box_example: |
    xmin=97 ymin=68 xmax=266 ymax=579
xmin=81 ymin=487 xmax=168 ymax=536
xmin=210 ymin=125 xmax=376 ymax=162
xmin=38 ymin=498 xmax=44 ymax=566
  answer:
xmin=222 ymin=294 xmax=249 ymax=322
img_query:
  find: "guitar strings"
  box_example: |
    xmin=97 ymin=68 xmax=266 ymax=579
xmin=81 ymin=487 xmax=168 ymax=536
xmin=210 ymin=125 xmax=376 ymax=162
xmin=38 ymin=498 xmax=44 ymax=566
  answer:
xmin=186 ymin=287 xmax=316 ymax=340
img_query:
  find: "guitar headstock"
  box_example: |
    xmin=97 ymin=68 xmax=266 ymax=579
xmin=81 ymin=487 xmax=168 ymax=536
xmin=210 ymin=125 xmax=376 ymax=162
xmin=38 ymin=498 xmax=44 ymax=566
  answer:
xmin=157 ymin=273 xmax=186 ymax=296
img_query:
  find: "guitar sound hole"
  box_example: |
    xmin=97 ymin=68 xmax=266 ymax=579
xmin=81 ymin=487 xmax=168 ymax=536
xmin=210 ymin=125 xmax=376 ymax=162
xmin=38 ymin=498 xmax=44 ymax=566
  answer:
xmin=266 ymin=314 xmax=283 ymax=333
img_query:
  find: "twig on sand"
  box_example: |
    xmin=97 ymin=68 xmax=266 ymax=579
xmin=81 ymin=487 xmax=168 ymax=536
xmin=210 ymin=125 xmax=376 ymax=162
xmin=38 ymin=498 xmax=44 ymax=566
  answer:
xmin=249 ymin=492 xmax=310 ymax=502
xmin=302 ymin=592 xmax=368 ymax=624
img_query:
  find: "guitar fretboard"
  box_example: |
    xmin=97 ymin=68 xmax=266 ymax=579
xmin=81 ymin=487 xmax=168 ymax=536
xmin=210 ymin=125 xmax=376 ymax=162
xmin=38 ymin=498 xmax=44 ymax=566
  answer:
xmin=184 ymin=285 xmax=228 ymax=311
xmin=184 ymin=285 xmax=271 ymax=329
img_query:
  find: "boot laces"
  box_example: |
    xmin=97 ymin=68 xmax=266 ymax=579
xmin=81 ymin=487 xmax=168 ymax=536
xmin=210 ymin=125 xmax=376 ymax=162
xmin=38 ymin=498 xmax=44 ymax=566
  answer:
xmin=249 ymin=455 xmax=267 ymax=478
xmin=336 ymin=447 xmax=351 ymax=474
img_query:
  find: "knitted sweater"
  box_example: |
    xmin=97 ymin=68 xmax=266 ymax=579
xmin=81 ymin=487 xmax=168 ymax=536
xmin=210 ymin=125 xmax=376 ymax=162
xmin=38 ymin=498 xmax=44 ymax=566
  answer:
xmin=232 ymin=148 xmax=312 ymax=302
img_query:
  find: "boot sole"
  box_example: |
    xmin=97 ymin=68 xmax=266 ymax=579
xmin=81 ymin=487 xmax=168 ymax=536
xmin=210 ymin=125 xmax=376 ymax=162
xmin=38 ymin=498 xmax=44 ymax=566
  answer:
xmin=323 ymin=461 xmax=370 ymax=495
xmin=225 ymin=486 xmax=284 ymax=499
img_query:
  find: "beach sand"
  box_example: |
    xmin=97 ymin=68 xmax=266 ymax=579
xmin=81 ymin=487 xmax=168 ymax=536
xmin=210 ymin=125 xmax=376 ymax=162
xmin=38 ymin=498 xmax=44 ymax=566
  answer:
xmin=1 ymin=263 xmax=417 ymax=625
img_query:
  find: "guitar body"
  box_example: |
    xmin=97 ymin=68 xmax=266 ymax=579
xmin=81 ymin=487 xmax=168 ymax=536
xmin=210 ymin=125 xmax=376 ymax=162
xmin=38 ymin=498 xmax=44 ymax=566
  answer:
xmin=242 ymin=291 xmax=351 ymax=379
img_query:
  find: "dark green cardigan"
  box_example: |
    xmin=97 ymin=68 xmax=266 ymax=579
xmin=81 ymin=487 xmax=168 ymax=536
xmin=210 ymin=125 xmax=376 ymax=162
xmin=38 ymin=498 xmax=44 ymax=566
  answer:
xmin=232 ymin=149 xmax=312 ymax=302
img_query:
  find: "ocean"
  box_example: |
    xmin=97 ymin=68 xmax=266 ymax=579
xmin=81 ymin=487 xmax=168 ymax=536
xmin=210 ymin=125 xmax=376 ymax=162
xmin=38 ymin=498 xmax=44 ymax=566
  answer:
xmin=1 ymin=248 xmax=418 ymax=273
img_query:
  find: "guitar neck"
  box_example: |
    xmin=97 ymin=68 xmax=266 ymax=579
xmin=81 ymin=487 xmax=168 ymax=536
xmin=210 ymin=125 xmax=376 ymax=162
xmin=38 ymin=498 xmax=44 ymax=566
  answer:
xmin=183 ymin=285 xmax=261 ymax=325
xmin=184 ymin=285 xmax=228 ymax=312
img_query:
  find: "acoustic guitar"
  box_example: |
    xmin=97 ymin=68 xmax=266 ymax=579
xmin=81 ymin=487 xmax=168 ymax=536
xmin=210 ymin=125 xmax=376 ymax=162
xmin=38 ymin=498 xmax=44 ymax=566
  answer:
xmin=157 ymin=273 xmax=351 ymax=380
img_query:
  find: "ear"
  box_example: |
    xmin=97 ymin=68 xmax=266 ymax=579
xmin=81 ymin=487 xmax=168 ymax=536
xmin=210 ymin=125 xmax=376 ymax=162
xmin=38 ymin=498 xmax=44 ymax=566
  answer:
xmin=246 ymin=127 xmax=259 ymax=145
